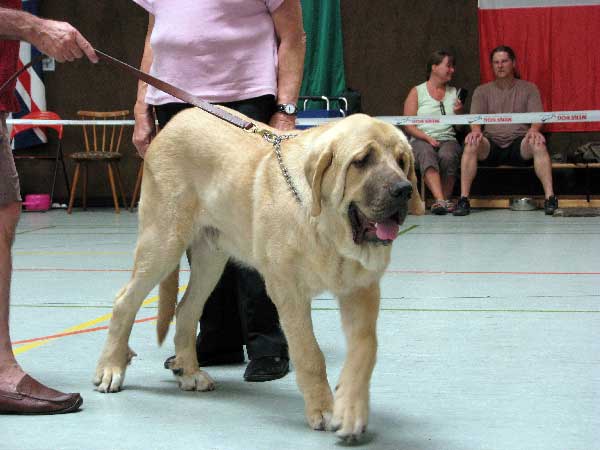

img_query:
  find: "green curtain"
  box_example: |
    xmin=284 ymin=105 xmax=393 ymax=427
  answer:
xmin=299 ymin=0 xmax=346 ymax=109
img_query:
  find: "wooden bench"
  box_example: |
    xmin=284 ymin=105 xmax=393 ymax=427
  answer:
xmin=419 ymin=162 xmax=600 ymax=209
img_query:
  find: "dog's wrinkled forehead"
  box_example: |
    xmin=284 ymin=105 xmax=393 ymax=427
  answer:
xmin=334 ymin=115 xmax=408 ymax=158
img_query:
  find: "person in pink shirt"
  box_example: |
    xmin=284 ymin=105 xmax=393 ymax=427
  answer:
xmin=131 ymin=0 xmax=305 ymax=382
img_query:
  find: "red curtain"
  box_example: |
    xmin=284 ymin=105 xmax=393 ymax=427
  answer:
xmin=478 ymin=3 xmax=600 ymax=132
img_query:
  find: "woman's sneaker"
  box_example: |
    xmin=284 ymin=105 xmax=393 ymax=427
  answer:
xmin=452 ymin=197 xmax=471 ymax=216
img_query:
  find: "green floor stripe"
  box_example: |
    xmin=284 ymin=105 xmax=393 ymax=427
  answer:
xmin=16 ymin=226 xmax=56 ymax=235
xmin=398 ymin=224 xmax=418 ymax=236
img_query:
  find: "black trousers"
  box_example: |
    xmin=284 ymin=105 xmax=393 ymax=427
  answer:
xmin=154 ymin=95 xmax=288 ymax=360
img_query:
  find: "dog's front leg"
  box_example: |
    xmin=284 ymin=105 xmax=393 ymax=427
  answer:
xmin=331 ymin=283 xmax=380 ymax=442
xmin=94 ymin=283 xmax=148 ymax=392
xmin=271 ymin=290 xmax=334 ymax=431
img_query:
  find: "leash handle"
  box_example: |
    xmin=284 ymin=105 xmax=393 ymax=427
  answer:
xmin=0 ymin=54 xmax=44 ymax=95
xmin=94 ymin=49 xmax=255 ymax=131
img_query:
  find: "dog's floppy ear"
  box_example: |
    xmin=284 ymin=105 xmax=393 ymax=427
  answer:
xmin=305 ymin=146 xmax=334 ymax=216
xmin=403 ymin=147 xmax=425 ymax=216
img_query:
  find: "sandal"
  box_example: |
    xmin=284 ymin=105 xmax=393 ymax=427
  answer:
xmin=430 ymin=200 xmax=448 ymax=215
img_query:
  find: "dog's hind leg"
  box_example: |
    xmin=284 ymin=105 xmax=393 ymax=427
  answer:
xmin=166 ymin=241 xmax=228 ymax=391
xmin=266 ymin=282 xmax=334 ymax=431
xmin=94 ymin=230 xmax=189 ymax=393
xmin=329 ymin=283 xmax=380 ymax=442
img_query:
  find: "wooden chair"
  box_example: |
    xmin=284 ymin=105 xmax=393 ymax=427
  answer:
xmin=10 ymin=111 xmax=70 ymax=204
xmin=67 ymin=110 xmax=129 ymax=214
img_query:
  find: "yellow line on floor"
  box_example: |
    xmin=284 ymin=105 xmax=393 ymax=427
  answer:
xmin=13 ymin=285 xmax=187 ymax=355
xmin=14 ymin=251 xmax=133 ymax=256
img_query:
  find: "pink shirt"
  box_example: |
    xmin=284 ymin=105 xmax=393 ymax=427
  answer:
xmin=132 ymin=0 xmax=284 ymax=105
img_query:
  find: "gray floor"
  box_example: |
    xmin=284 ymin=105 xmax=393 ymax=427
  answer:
xmin=5 ymin=208 xmax=600 ymax=450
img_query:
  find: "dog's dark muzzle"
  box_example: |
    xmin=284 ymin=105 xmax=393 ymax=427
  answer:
xmin=389 ymin=180 xmax=412 ymax=201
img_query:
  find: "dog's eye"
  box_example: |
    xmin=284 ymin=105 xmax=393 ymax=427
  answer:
xmin=352 ymin=151 xmax=371 ymax=168
xmin=399 ymin=154 xmax=410 ymax=173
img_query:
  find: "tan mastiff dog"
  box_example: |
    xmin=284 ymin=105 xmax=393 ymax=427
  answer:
xmin=94 ymin=109 xmax=423 ymax=441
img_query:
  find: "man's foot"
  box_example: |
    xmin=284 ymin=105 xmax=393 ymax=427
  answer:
xmin=544 ymin=195 xmax=558 ymax=215
xmin=453 ymin=196 xmax=471 ymax=216
xmin=0 ymin=374 xmax=82 ymax=415
xmin=164 ymin=349 xmax=245 ymax=370
xmin=243 ymin=356 xmax=289 ymax=382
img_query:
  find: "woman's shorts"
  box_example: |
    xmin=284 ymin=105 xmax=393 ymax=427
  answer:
xmin=411 ymin=138 xmax=461 ymax=177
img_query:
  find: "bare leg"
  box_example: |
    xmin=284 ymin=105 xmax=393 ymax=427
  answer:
xmin=330 ymin=283 xmax=380 ymax=442
xmin=442 ymin=175 xmax=456 ymax=199
xmin=0 ymin=202 xmax=22 ymax=384
xmin=437 ymin=142 xmax=461 ymax=199
xmin=423 ymin=168 xmax=445 ymax=200
xmin=460 ymin=138 xmax=490 ymax=198
xmin=1 ymin=202 xmax=81 ymax=414
xmin=521 ymin=140 xmax=554 ymax=197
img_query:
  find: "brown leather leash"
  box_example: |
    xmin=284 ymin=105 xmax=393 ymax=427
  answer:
xmin=0 ymin=54 xmax=44 ymax=95
xmin=94 ymin=49 xmax=255 ymax=131
xmin=1 ymin=50 xmax=253 ymax=131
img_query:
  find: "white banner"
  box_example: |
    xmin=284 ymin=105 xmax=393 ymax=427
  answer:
xmin=7 ymin=110 xmax=600 ymax=127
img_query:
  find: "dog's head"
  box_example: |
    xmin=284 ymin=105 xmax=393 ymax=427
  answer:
xmin=304 ymin=114 xmax=424 ymax=250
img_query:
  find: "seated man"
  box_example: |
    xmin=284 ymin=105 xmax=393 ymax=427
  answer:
xmin=453 ymin=45 xmax=558 ymax=216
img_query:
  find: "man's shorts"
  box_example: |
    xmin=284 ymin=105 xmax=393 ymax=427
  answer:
xmin=480 ymin=136 xmax=531 ymax=167
xmin=0 ymin=113 xmax=22 ymax=206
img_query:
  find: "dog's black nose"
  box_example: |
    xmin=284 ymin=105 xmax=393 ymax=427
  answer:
xmin=389 ymin=180 xmax=412 ymax=200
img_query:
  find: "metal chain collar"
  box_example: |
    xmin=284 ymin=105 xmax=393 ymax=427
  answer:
xmin=252 ymin=127 xmax=302 ymax=204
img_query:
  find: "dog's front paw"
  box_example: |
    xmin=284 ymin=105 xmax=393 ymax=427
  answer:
xmin=175 ymin=370 xmax=215 ymax=392
xmin=93 ymin=365 xmax=126 ymax=393
xmin=329 ymin=386 xmax=369 ymax=442
xmin=304 ymin=389 xmax=334 ymax=431
xmin=306 ymin=408 xmax=333 ymax=431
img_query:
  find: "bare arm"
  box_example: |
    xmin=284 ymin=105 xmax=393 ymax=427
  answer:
xmin=465 ymin=87 xmax=484 ymax=146
xmin=525 ymin=84 xmax=545 ymax=144
xmin=402 ymin=86 xmax=439 ymax=146
xmin=270 ymin=0 xmax=306 ymax=131
xmin=526 ymin=123 xmax=545 ymax=145
xmin=132 ymin=14 xmax=156 ymax=157
xmin=0 ymin=7 xmax=97 ymax=63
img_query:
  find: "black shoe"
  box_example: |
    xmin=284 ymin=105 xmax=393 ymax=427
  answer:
xmin=544 ymin=195 xmax=558 ymax=215
xmin=453 ymin=196 xmax=471 ymax=216
xmin=243 ymin=356 xmax=289 ymax=382
xmin=164 ymin=349 xmax=245 ymax=370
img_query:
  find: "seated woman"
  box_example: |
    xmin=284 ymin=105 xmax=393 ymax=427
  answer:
xmin=403 ymin=49 xmax=463 ymax=215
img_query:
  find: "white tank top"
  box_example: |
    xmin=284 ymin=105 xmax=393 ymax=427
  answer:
xmin=415 ymin=82 xmax=457 ymax=141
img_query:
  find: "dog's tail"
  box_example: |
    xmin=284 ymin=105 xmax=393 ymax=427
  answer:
xmin=157 ymin=267 xmax=179 ymax=345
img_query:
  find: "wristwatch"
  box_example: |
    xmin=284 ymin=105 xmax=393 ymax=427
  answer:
xmin=276 ymin=103 xmax=298 ymax=115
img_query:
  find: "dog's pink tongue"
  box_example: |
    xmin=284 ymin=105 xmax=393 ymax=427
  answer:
xmin=375 ymin=220 xmax=399 ymax=241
